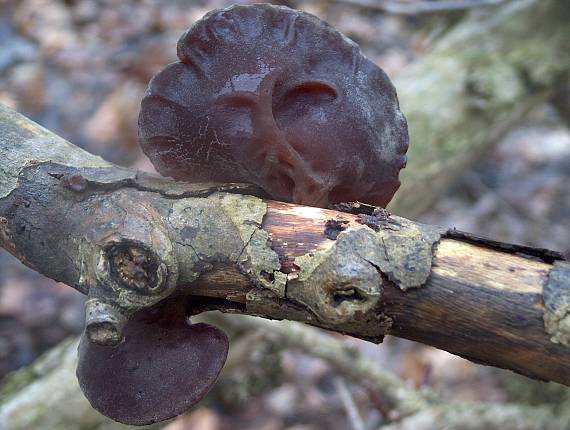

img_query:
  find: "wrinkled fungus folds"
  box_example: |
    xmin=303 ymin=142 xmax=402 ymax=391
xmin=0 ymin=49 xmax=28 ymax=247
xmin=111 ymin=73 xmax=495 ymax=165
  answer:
xmin=77 ymin=300 xmax=229 ymax=425
xmin=139 ymin=4 xmax=409 ymax=208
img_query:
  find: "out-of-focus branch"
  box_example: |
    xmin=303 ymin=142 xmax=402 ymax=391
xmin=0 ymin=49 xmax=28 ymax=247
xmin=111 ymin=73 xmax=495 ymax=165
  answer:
xmin=390 ymin=0 xmax=570 ymax=217
xmin=230 ymin=316 xmax=430 ymax=417
xmin=379 ymin=403 xmax=570 ymax=430
xmin=324 ymin=0 xmax=507 ymax=15
xmin=551 ymin=84 xmax=570 ymax=128
xmin=334 ymin=377 xmax=367 ymax=430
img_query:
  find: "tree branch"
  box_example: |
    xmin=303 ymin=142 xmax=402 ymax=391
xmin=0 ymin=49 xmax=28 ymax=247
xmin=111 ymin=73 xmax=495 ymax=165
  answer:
xmin=1 ymin=104 xmax=569 ymax=388
xmin=378 ymin=402 xmax=570 ymax=430
xmin=324 ymin=0 xmax=508 ymax=15
xmin=232 ymin=316 xmax=430 ymax=417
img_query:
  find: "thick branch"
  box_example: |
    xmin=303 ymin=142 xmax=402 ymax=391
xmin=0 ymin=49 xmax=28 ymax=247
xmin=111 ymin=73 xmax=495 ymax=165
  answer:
xmin=1 ymin=105 xmax=569 ymax=387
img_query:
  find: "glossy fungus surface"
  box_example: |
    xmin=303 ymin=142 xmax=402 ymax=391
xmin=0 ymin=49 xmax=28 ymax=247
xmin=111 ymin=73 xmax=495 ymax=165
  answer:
xmin=77 ymin=300 xmax=229 ymax=425
xmin=139 ymin=4 xmax=409 ymax=208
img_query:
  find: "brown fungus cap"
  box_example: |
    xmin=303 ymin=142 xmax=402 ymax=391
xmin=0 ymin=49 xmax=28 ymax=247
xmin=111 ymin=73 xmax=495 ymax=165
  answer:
xmin=139 ymin=4 xmax=408 ymax=208
xmin=77 ymin=299 xmax=228 ymax=425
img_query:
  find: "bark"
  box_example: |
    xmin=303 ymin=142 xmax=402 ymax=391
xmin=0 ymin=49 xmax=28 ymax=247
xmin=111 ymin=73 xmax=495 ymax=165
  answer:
xmin=389 ymin=0 xmax=570 ymax=217
xmin=1 ymin=104 xmax=569 ymax=388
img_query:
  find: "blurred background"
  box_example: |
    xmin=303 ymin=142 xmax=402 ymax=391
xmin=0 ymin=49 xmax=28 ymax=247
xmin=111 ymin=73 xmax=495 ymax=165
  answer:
xmin=0 ymin=0 xmax=569 ymax=429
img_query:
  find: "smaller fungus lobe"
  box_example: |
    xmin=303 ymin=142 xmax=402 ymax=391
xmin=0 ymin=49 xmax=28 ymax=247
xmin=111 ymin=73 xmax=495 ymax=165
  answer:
xmin=139 ymin=4 xmax=409 ymax=208
xmin=77 ymin=299 xmax=228 ymax=425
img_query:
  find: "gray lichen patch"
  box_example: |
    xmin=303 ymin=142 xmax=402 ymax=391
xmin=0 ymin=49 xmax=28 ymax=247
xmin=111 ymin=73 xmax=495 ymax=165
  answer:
xmin=544 ymin=261 xmax=570 ymax=346
xmin=169 ymin=196 xmax=247 ymax=282
xmin=0 ymin=105 xmax=111 ymax=199
xmin=220 ymin=193 xmax=285 ymax=296
xmin=246 ymin=287 xmax=388 ymax=342
xmin=372 ymin=216 xmax=446 ymax=291
xmin=169 ymin=193 xmax=284 ymax=295
xmin=240 ymin=228 xmax=287 ymax=296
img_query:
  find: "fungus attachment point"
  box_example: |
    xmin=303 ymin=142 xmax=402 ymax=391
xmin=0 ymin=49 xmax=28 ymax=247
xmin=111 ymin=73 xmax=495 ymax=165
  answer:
xmin=139 ymin=4 xmax=409 ymax=208
xmin=77 ymin=299 xmax=229 ymax=425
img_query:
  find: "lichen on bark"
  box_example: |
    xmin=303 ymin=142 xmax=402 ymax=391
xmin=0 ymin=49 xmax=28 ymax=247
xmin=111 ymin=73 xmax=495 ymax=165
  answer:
xmin=371 ymin=217 xmax=446 ymax=291
xmin=544 ymin=261 xmax=570 ymax=346
xmin=168 ymin=193 xmax=285 ymax=295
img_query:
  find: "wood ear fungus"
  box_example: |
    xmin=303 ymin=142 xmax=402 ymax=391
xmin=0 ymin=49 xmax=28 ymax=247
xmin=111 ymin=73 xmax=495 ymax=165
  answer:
xmin=77 ymin=299 xmax=228 ymax=425
xmin=139 ymin=4 xmax=409 ymax=208
xmin=80 ymin=4 xmax=410 ymax=425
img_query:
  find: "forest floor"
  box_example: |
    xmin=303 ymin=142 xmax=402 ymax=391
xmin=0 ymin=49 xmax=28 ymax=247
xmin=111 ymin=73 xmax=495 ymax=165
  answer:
xmin=0 ymin=1 xmax=569 ymax=429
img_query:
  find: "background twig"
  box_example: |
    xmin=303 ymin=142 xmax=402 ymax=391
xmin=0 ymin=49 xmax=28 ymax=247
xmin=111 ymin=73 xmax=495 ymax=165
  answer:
xmin=323 ymin=0 xmax=508 ymax=15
